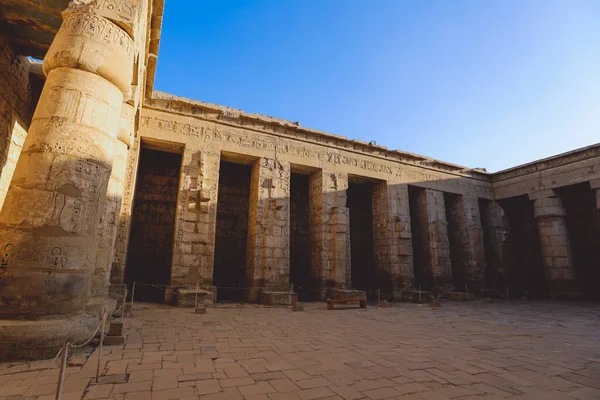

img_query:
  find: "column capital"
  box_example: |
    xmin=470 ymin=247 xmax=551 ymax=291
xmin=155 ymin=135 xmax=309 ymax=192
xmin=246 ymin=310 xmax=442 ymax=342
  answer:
xmin=528 ymin=189 xmax=557 ymax=201
xmin=533 ymin=196 xmax=567 ymax=219
xmin=43 ymin=11 xmax=135 ymax=93
xmin=66 ymin=0 xmax=140 ymax=39
xmin=589 ymin=178 xmax=600 ymax=189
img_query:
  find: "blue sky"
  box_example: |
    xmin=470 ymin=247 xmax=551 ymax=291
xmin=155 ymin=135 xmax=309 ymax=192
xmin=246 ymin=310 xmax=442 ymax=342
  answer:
xmin=155 ymin=1 xmax=600 ymax=172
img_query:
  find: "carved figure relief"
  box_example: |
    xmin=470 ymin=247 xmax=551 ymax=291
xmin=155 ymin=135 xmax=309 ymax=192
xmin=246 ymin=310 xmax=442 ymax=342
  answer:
xmin=0 ymin=244 xmax=14 ymax=271
xmin=43 ymin=247 xmax=67 ymax=269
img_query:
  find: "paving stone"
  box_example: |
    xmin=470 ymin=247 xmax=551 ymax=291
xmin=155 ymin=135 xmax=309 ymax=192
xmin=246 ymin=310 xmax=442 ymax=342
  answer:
xmin=2 ymin=302 xmax=599 ymax=400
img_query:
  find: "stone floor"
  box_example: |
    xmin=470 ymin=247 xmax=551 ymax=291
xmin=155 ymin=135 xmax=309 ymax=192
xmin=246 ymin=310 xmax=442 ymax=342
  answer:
xmin=1 ymin=300 xmax=600 ymax=400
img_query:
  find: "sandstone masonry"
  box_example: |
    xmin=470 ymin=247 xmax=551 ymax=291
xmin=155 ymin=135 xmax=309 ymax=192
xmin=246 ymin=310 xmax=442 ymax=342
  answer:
xmin=1 ymin=0 xmax=599 ymax=360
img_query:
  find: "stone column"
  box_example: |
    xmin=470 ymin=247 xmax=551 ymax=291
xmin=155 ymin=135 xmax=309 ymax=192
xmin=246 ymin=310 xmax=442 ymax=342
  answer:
xmin=418 ymin=189 xmax=452 ymax=290
xmin=372 ymin=182 xmax=414 ymax=298
xmin=446 ymin=196 xmax=487 ymax=289
xmin=171 ymin=150 xmax=220 ymax=287
xmin=308 ymin=171 xmax=350 ymax=299
xmin=590 ymin=179 xmax=600 ymax=210
xmin=246 ymin=158 xmax=291 ymax=303
xmin=91 ymin=104 xmax=135 ymax=305
xmin=479 ymin=200 xmax=508 ymax=287
xmin=110 ymin=136 xmax=141 ymax=286
xmin=530 ymin=190 xmax=576 ymax=293
xmin=0 ymin=5 xmax=135 ymax=358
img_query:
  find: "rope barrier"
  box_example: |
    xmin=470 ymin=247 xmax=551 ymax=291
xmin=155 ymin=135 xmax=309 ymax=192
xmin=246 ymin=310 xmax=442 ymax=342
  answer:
xmin=24 ymin=346 xmax=64 ymax=400
xmin=68 ymin=313 xmax=107 ymax=349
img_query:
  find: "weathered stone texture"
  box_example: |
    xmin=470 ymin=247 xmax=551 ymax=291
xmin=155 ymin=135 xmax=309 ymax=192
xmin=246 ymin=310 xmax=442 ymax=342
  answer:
xmin=372 ymin=182 xmax=413 ymax=294
xmin=92 ymin=104 xmax=134 ymax=299
xmin=170 ymin=149 xmax=220 ymax=287
xmin=111 ymin=136 xmax=141 ymax=284
xmin=309 ymin=171 xmax=350 ymax=296
xmin=445 ymin=195 xmax=486 ymax=288
xmin=246 ymin=158 xmax=291 ymax=300
xmin=4 ymin=0 xmax=600 ymax=361
xmin=493 ymin=146 xmax=600 ymax=200
xmin=479 ymin=200 xmax=508 ymax=286
xmin=0 ymin=34 xmax=32 ymax=212
xmin=419 ymin=189 xmax=452 ymax=289
xmin=531 ymin=192 xmax=576 ymax=291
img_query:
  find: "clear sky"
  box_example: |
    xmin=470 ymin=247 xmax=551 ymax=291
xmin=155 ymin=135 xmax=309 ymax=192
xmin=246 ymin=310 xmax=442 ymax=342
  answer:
xmin=154 ymin=0 xmax=600 ymax=172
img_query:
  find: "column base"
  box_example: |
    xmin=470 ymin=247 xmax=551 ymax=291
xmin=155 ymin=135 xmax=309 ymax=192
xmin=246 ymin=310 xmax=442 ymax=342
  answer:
xmin=442 ymin=292 xmax=475 ymax=301
xmin=0 ymin=312 xmax=100 ymax=360
xmin=260 ymin=291 xmax=298 ymax=306
xmin=172 ymin=286 xmax=215 ymax=307
xmin=402 ymin=290 xmax=434 ymax=303
xmin=325 ymin=288 xmax=367 ymax=302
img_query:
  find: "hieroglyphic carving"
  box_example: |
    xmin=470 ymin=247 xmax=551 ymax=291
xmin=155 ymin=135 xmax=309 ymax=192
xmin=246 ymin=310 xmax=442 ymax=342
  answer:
xmin=60 ymin=13 xmax=135 ymax=58
xmin=141 ymin=113 xmax=492 ymax=200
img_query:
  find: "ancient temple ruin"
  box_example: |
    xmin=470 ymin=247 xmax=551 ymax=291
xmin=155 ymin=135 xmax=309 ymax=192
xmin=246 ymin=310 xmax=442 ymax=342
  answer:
xmin=1 ymin=0 xmax=599 ymax=359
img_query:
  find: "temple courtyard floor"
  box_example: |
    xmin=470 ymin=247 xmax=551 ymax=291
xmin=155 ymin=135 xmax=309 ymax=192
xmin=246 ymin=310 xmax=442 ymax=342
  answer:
xmin=1 ymin=300 xmax=599 ymax=400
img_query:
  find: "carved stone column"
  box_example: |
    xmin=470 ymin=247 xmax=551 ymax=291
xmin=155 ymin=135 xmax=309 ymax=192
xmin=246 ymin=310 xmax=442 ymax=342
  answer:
xmin=0 ymin=3 xmax=136 ymax=358
xmin=308 ymin=171 xmax=351 ymax=299
xmin=246 ymin=158 xmax=291 ymax=303
xmin=479 ymin=200 xmax=508 ymax=287
xmin=170 ymin=149 xmax=219 ymax=287
xmin=372 ymin=182 xmax=414 ymax=298
xmin=418 ymin=189 xmax=452 ymax=290
xmin=590 ymin=179 xmax=600 ymax=210
xmin=445 ymin=195 xmax=487 ymax=289
xmin=530 ymin=189 xmax=576 ymax=293
xmin=91 ymin=103 xmax=135 ymax=304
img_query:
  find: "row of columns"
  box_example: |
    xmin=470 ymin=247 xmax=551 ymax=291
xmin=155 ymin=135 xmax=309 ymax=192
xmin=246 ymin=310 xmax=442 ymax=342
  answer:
xmin=194 ymin=157 xmax=501 ymax=299
xmin=231 ymin=165 xmax=588 ymax=297
xmin=0 ymin=1 xmax=144 ymax=359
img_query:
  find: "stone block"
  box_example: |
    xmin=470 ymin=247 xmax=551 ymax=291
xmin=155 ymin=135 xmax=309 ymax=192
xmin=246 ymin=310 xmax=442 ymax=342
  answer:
xmin=108 ymin=321 xmax=123 ymax=336
xmin=173 ymin=287 xmax=214 ymax=308
xmin=327 ymin=288 xmax=367 ymax=300
xmin=402 ymin=290 xmax=433 ymax=303
xmin=103 ymin=335 xmax=125 ymax=346
xmin=260 ymin=291 xmax=297 ymax=306
xmin=442 ymin=292 xmax=475 ymax=301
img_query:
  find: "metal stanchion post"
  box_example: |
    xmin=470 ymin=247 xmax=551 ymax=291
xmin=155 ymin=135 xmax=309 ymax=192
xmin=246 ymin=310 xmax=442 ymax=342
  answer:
xmin=55 ymin=343 xmax=68 ymax=400
xmin=131 ymin=282 xmax=136 ymax=312
xmin=96 ymin=304 xmax=107 ymax=383
xmin=121 ymin=289 xmax=128 ymax=322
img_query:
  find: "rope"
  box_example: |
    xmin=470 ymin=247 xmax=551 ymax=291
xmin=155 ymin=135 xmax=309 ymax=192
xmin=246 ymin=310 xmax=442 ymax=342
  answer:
xmin=24 ymin=345 xmax=64 ymax=400
xmin=69 ymin=313 xmax=107 ymax=349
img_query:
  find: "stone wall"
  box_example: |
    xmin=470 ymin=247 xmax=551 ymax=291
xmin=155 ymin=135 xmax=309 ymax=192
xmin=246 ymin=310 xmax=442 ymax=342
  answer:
xmin=112 ymin=94 xmax=600 ymax=300
xmin=493 ymin=145 xmax=600 ymax=199
xmin=133 ymin=100 xmax=493 ymax=294
xmin=0 ymin=34 xmax=33 ymax=212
